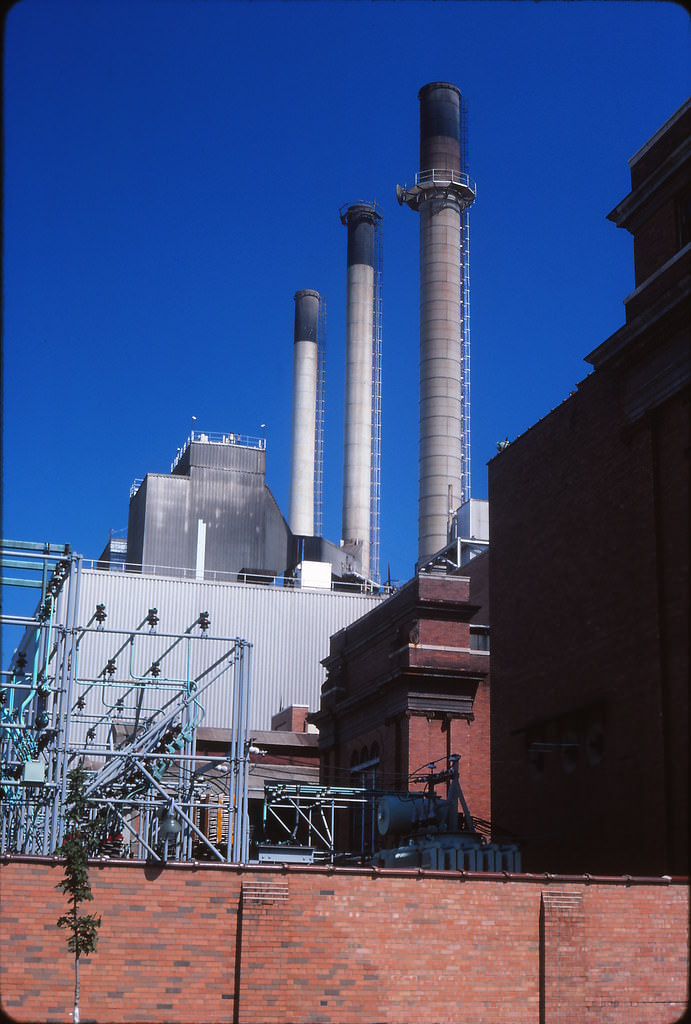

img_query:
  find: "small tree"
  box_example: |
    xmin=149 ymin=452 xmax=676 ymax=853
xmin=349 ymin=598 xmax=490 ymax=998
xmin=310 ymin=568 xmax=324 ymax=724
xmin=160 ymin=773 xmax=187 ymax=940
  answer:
xmin=56 ymin=765 xmax=102 ymax=1024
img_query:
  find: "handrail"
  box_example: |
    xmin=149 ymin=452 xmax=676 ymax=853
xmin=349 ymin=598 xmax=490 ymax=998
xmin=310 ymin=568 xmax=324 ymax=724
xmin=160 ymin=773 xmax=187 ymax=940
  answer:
xmin=415 ymin=168 xmax=476 ymax=194
xmin=80 ymin=559 xmax=392 ymax=595
xmin=171 ymin=429 xmax=266 ymax=472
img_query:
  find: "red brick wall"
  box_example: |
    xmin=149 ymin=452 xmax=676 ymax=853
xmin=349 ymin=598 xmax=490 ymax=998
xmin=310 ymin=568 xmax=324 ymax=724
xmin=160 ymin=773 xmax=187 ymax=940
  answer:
xmin=1 ymin=858 xmax=687 ymax=1024
xmin=488 ymin=365 xmax=689 ymax=875
xmin=405 ymin=687 xmax=490 ymax=825
xmin=633 ymin=197 xmax=679 ymax=284
xmin=456 ymin=679 xmax=491 ymax=822
xmin=271 ymin=705 xmax=310 ymax=732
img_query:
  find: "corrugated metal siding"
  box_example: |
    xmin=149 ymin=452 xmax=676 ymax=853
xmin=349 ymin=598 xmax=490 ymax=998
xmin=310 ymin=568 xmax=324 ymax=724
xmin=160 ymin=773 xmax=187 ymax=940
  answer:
xmin=139 ymin=474 xmax=192 ymax=573
xmin=126 ymin=478 xmax=148 ymax=564
xmin=127 ymin=449 xmax=291 ymax=578
xmin=188 ymin=441 xmax=264 ymax=473
xmin=186 ymin=468 xmax=290 ymax=576
xmin=71 ymin=569 xmax=385 ymax=730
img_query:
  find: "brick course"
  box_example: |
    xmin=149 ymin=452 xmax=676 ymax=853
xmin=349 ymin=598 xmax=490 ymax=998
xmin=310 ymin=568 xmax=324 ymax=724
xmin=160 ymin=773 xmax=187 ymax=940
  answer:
xmin=1 ymin=858 xmax=687 ymax=1024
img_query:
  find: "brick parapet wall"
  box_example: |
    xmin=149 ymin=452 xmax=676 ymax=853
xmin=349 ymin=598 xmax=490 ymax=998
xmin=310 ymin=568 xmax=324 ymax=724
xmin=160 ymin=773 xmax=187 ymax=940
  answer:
xmin=1 ymin=858 xmax=687 ymax=1024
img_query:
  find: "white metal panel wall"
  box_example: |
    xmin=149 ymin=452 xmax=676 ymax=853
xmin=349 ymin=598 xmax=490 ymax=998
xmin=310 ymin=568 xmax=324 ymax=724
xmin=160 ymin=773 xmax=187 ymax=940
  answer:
xmin=70 ymin=570 xmax=385 ymax=731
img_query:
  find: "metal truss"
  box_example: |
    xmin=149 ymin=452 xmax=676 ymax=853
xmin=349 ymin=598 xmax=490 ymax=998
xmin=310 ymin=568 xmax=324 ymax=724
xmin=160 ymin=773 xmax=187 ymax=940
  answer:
xmin=1 ymin=539 xmax=253 ymax=863
xmin=313 ymin=296 xmax=327 ymax=538
xmin=370 ymin=207 xmax=383 ymax=584
xmin=260 ymin=782 xmax=374 ymax=863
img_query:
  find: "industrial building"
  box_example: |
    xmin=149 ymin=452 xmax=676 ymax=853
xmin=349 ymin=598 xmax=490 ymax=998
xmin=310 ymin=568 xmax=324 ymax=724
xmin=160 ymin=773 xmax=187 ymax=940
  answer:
xmin=2 ymin=84 xmax=688 ymax=1024
xmin=311 ymin=571 xmax=494 ymax=865
xmin=0 ymin=78 xmax=486 ymax=874
xmin=126 ymin=221 xmax=383 ymax=589
xmin=488 ymin=97 xmax=690 ymax=876
xmin=1 ymin=230 xmax=387 ymax=865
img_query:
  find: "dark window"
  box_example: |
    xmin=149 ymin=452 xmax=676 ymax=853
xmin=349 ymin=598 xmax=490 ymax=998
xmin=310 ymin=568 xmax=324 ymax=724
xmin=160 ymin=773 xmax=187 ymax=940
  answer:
xmin=470 ymin=626 xmax=490 ymax=651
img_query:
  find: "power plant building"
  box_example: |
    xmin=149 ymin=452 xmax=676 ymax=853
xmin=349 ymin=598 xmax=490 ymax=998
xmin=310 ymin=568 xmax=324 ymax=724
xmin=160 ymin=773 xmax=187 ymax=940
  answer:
xmin=2 ymin=82 xmax=688 ymax=1024
xmin=127 ymin=432 xmax=291 ymax=581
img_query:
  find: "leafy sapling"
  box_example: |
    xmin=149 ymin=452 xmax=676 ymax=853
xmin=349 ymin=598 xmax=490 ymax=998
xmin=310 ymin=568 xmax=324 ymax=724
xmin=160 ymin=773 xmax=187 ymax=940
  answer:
xmin=56 ymin=765 xmax=102 ymax=1024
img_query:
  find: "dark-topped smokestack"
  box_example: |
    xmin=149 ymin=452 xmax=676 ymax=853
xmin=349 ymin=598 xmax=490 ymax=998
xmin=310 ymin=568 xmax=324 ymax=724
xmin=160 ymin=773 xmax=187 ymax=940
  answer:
xmin=397 ymin=82 xmax=475 ymax=564
xmin=339 ymin=202 xmax=382 ymax=579
xmin=288 ymin=289 xmax=321 ymax=537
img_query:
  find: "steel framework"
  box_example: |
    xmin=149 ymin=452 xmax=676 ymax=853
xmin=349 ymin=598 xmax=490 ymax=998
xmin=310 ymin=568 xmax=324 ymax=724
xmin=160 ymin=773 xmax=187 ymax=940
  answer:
xmin=369 ymin=208 xmax=383 ymax=584
xmin=313 ymin=296 xmax=327 ymax=538
xmin=1 ymin=540 xmax=253 ymax=863
xmin=459 ymin=96 xmax=472 ymax=504
xmin=260 ymin=782 xmax=375 ymax=863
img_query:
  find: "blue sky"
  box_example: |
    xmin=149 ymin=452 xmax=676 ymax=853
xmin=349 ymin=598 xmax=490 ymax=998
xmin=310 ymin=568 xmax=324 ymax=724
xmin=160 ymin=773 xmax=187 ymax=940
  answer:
xmin=3 ymin=0 xmax=690 ymax=584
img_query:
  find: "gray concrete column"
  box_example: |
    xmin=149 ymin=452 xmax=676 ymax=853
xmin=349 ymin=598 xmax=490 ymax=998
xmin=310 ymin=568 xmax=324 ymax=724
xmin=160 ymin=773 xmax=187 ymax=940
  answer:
xmin=340 ymin=204 xmax=379 ymax=578
xmin=288 ymin=290 xmax=320 ymax=536
xmin=418 ymin=197 xmax=462 ymax=560
xmin=397 ymin=82 xmax=475 ymax=565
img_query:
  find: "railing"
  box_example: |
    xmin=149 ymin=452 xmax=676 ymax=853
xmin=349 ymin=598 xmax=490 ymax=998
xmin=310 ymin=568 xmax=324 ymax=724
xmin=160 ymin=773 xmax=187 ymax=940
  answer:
xmin=81 ymin=558 xmax=392 ymax=596
xmin=171 ymin=430 xmax=266 ymax=473
xmin=130 ymin=478 xmax=144 ymax=499
xmin=415 ymin=168 xmax=477 ymax=194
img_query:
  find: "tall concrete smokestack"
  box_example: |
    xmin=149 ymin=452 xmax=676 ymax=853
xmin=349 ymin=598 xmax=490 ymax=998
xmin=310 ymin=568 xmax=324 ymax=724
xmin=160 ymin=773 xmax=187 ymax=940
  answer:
xmin=397 ymin=82 xmax=475 ymax=564
xmin=288 ymin=289 xmax=321 ymax=537
xmin=340 ymin=202 xmax=382 ymax=580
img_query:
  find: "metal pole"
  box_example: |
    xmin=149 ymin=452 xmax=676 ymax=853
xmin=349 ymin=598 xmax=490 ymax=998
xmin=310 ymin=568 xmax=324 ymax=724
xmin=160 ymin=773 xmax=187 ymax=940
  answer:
xmin=51 ymin=554 xmax=82 ymax=850
xmin=227 ymin=644 xmax=241 ymax=863
xmin=240 ymin=644 xmax=252 ymax=862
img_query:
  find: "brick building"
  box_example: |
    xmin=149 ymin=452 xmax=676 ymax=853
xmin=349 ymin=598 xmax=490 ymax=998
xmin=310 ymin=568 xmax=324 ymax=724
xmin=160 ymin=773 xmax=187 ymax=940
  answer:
xmin=311 ymin=572 xmax=491 ymax=850
xmin=488 ymin=99 xmax=690 ymax=875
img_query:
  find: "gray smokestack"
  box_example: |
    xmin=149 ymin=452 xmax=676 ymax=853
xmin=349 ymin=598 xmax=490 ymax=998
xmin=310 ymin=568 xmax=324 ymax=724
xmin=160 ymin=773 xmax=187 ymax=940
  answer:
xmin=340 ymin=203 xmax=381 ymax=578
xmin=288 ymin=289 xmax=321 ymax=537
xmin=397 ymin=82 xmax=475 ymax=564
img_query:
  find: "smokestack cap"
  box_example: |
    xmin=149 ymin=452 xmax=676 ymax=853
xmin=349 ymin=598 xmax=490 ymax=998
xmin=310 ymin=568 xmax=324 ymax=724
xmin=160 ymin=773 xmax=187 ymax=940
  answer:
xmin=340 ymin=202 xmax=381 ymax=269
xmin=293 ymin=290 xmax=320 ymax=344
xmin=418 ymin=81 xmax=461 ymax=100
xmin=419 ymin=82 xmax=462 ymax=173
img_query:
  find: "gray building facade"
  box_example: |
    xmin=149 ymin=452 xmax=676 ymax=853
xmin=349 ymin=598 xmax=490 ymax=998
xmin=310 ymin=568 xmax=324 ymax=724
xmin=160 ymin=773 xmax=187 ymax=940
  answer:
xmin=127 ymin=434 xmax=291 ymax=579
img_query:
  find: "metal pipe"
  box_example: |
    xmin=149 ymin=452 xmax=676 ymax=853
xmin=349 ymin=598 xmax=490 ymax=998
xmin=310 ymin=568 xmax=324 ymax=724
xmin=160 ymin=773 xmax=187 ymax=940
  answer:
xmin=239 ymin=644 xmax=252 ymax=862
xmin=53 ymin=554 xmax=82 ymax=849
xmin=227 ymin=644 xmax=241 ymax=863
xmin=288 ymin=290 xmax=320 ymax=537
